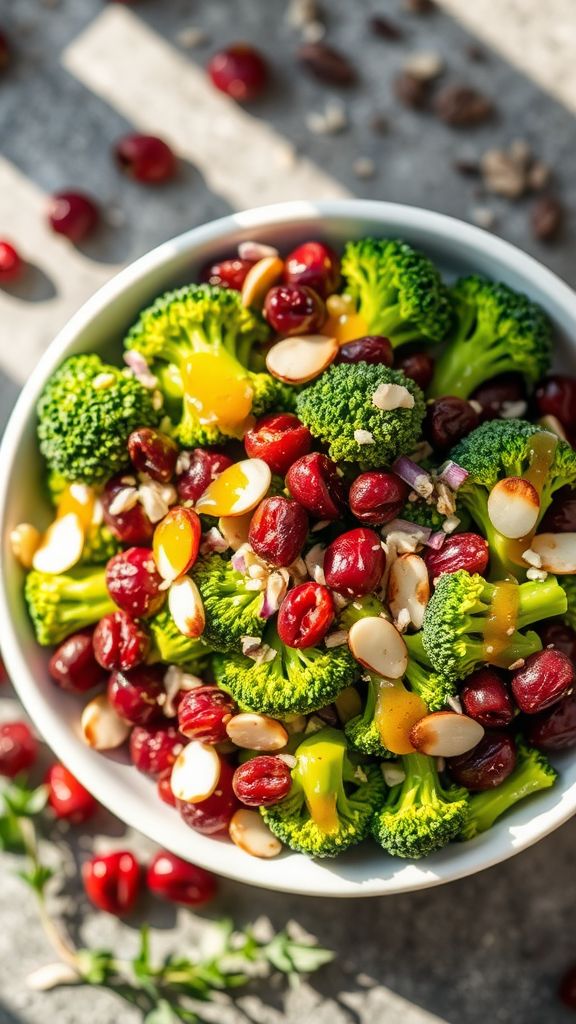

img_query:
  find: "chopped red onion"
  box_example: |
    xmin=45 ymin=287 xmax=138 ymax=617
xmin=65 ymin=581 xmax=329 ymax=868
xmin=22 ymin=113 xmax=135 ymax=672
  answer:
xmin=438 ymin=461 xmax=469 ymax=491
xmin=392 ymin=456 xmax=434 ymax=497
xmin=200 ymin=527 xmax=229 ymax=555
xmin=259 ymin=572 xmax=288 ymax=619
xmin=382 ymin=518 xmax=432 ymax=541
xmin=231 ymin=550 xmax=247 ymax=574
xmin=123 ymin=349 xmax=158 ymax=389
xmin=425 ymin=531 xmax=447 ymax=550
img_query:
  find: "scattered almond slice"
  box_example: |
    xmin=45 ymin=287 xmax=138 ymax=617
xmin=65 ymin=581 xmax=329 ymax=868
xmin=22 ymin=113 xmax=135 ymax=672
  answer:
xmin=387 ymin=553 xmax=430 ymax=630
xmin=409 ymin=711 xmax=484 ymax=757
xmin=238 ymin=240 xmax=279 ymax=261
xmin=218 ymin=511 xmax=254 ymax=550
xmin=153 ymin=507 xmax=201 ymax=582
xmin=531 ymin=532 xmax=576 ymax=574
xmin=168 ymin=576 xmax=205 ymax=638
xmin=372 ymin=382 xmax=415 ymax=411
xmin=170 ymin=740 xmax=221 ymax=803
xmin=32 ymin=513 xmax=84 ymax=574
xmin=266 ymin=333 xmax=338 ymax=384
xmin=10 ymin=523 xmax=41 ymax=568
xmin=348 ymin=616 xmax=408 ymax=679
xmin=241 ymin=255 xmax=284 ymax=308
xmin=195 ymin=459 xmax=271 ymax=517
xmin=229 ymin=809 xmax=283 ymax=858
xmin=81 ymin=695 xmax=131 ymax=751
xmin=226 ymin=712 xmax=288 ymax=751
xmin=487 ymin=477 xmax=540 ymax=539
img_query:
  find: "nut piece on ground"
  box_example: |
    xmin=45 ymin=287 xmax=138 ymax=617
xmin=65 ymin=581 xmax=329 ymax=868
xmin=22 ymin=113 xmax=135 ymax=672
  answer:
xmin=434 ymin=84 xmax=494 ymax=127
xmin=394 ymin=71 xmax=432 ymax=109
xmin=297 ymin=42 xmax=357 ymax=85
xmin=531 ymin=196 xmax=564 ymax=242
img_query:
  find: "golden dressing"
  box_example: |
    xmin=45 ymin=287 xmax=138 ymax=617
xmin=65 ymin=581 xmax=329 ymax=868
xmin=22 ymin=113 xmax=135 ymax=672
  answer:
xmin=306 ymin=791 xmax=339 ymax=834
xmin=482 ymin=580 xmax=520 ymax=665
xmin=181 ymin=352 xmax=254 ymax=431
xmin=322 ymin=311 xmax=369 ymax=345
xmin=375 ymin=678 xmax=427 ymax=755
xmin=57 ymin=484 xmax=94 ymax=530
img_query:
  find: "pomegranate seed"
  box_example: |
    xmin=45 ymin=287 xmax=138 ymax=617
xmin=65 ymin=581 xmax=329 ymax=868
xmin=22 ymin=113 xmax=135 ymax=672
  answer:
xmin=540 ymin=487 xmax=576 ymax=534
xmin=208 ymin=44 xmax=268 ymax=102
xmin=248 ymin=496 xmax=308 ymax=567
xmin=511 ymin=649 xmax=575 ymax=714
xmin=0 ymin=722 xmax=37 ymax=777
xmin=46 ymin=763 xmax=97 ymax=823
xmin=471 ymin=373 xmax=527 ymax=421
xmin=349 ymin=471 xmax=408 ymax=526
xmin=108 ymin=666 xmax=165 ymax=726
xmin=525 ymin=691 xmax=576 ymax=751
xmin=201 ymin=257 xmax=255 ymax=291
xmin=0 ymin=241 xmax=23 ymax=283
xmin=178 ymin=686 xmax=235 ymax=743
xmin=559 ymin=963 xmax=576 ymax=1010
xmin=233 ymin=755 xmax=292 ymax=807
xmin=49 ymin=631 xmax=103 ymax=693
xmin=324 ymin=527 xmax=386 ymax=597
xmin=130 ymin=724 xmax=185 ymax=776
xmin=93 ymin=611 xmax=150 ymax=672
xmin=448 ymin=731 xmax=517 ymax=791
xmin=244 ymin=413 xmax=312 ymax=475
xmin=395 ymin=351 xmax=435 ymax=390
xmin=179 ymin=759 xmax=238 ymax=834
xmin=157 ymin=769 xmax=177 ymax=806
xmin=424 ymin=533 xmax=490 ymax=580
xmin=277 ymin=581 xmax=335 ymax=648
xmin=115 ymin=134 xmax=176 ymax=183
xmin=424 ymin=397 xmax=480 ymax=453
xmin=147 ymin=851 xmax=217 ymax=907
xmin=175 ymin=448 xmax=234 ymax=504
xmin=286 ymin=452 xmax=347 ymax=519
xmin=263 ymin=283 xmax=325 ymax=336
xmin=460 ymin=668 xmax=515 ymax=728
xmin=48 ymin=191 xmax=99 ymax=242
xmin=128 ymin=428 xmax=178 ymax=483
xmin=0 ymin=29 xmax=10 ymax=70
xmin=283 ymin=241 xmax=340 ymax=298
xmin=102 ymin=474 xmax=153 ymax=546
xmin=536 ymin=619 xmax=576 ymax=663
xmin=535 ymin=374 xmax=576 ymax=429
xmin=82 ymin=851 xmax=141 ymax=916
xmin=336 ymin=336 xmax=393 ymax=367
xmin=106 ymin=547 xmax=165 ymax=618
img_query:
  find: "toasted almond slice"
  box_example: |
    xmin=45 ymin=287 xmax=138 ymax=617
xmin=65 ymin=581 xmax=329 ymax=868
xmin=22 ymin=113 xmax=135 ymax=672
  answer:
xmin=226 ymin=712 xmax=288 ymax=751
xmin=266 ymin=334 xmax=338 ymax=384
xmin=32 ymin=513 xmax=84 ymax=574
xmin=168 ymin=576 xmax=205 ymax=638
xmin=219 ymin=511 xmax=254 ymax=551
xmin=409 ymin=711 xmax=484 ymax=757
xmin=10 ymin=523 xmax=42 ymax=568
xmin=153 ymin=507 xmax=201 ymax=582
xmin=348 ymin=617 xmax=408 ymax=679
xmin=487 ymin=477 xmax=540 ymax=539
xmin=241 ymin=255 xmax=284 ymax=308
xmin=531 ymin=532 xmax=576 ymax=574
xmin=195 ymin=459 xmax=271 ymax=517
xmin=229 ymin=809 xmax=283 ymax=858
xmin=387 ymin=553 xmax=430 ymax=630
xmin=170 ymin=740 xmax=221 ymax=803
xmin=81 ymin=695 xmax=131 ymax=751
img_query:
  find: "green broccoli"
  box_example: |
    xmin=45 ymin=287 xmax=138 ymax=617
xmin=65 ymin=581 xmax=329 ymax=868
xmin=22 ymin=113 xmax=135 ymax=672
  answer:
xmin=191 ymin=554 xmax=265 ymax=652
xmin=403 ymin=632 xmax=457 ymax=712
xmin=341 ymin=238 xmax=452 ymax=346
xmin=429 ymin=276 xmax=551 ymax=400
xmin=562 ymin=574 xmax=576 ymax=632
xmin=37 ymin=354 xmax=159 ymax=484
xmin=296 ymin=363 xmax=425 ymax=467
xmin=372 ymin=752 xmax=469 ymax=859
xmin=25 ymin=566 xmax=116 ymax=646
xmin=261 ymin=727 xmax=385 ymax=858
xmin=461 ymin=740 xmax=557 ymax=841
xmin=345 ymin=675 xmax=393 ymax=759
xmin=148 ymin=605 xmax=212 ymax=668
xmin=422 ymin=569 xmax=566 ymax=681
xmin=80 ymin=522 xmax=120 ymax=565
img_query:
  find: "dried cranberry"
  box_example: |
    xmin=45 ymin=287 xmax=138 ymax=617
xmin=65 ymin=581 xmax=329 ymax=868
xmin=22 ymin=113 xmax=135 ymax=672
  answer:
xmin=434 ymin=84 xmax=494 ymax=126
xmin=424 ymin=533 xmax=489 ymax=580
xmin=535 ymin=375 xmax=576 ymax=430
xmin=48 ymin=192 xmax=99 ymax=242
xmin=232 ymin=756 xmax=292 ymax=806
xmin=179 ymin=760 xmax=238 ymax=834
xmin=424 ymin=396 xmax=480 ymax=452
xmin=369 ymin=15 xmax=403 ymax=39
xmin=283 ymin=241 xmax=340 ymax=298
xmin=244 ymin=413 xmax=312 ymax=476
xmin=525 ymin=691 xmax=576 ymax=752
xmin=460 ymin=668 xmax=514 ymax=728
xmin=264 ymin=283 xmax=325 ymax=336
xmin=349 ymin=471 xmax=408 ymax=526
xmin=49 ymin=631 xmax=103 ymax=693
xmin=208 ymin=44 xmax=268 ymax=101
xmin=394 ymin=71 xmax=431 ymax=109
xmin=277 ymin=582 xmax=335 ymax=649
xmin=286 ymin=452 xmax=347 ymax=519
xmin=147 ymin=851 xmax=217 ymax=907
xmin=471 ymin=373 xmax=527 ymax=421
xmin=0 ymin=722 xmax=37 ymax=777
xmin=532 ymin=196 xmax=564 ymax=242
xmin=175 ymin=449 xmax=234 ymax=504
xmin=102 ymin=474 xmax=153 ymax=545
xmin=0 ymin=29 xmax=10 ymax=70
xmin=395 ymin=351 xmax=434 ymax=390
xmin=108 ymin=666 xmax=165 ymax=726
xmin=129 ymin=725 xmax=185 ymax=776
xmin=0 ymin=241 xmax=23 ymax=283
xmin=336 ymin=335 xmax=393 ymax=367
xmin=536 ymin=619 xmax=576 ymax=663
xmin=201 ymin=257 xmax=255 ymax=291
xmin=511 ymin=649 xmax=574 ymax=714
xmin=540 ymin=487 xmax=576 ymax=534
xmin=128 ymin=428 xmax=178 ymax=483
xmin=82 ymin=851 xmax=141 ymax=916
xmin=249 ymin=496 xmax=308 ymax=567
xmin=93 ymin=611 xmax=150 ymax=672
xmin=106 ymin=547 xmax=165 ymax=618
xmin=324 ymin=527 xmax=386 ymax=597
xmin=46 ymin=764 xmax=97 ymax=823
xmin=115 ymin=134 xmax=176 ymax=183
xmin=448 ymin=731 xmax=516 ymax=791
xmin=297 ymin=42 xmax=357 ymax=86
xmin=177 ymin=686 xmax=235 ymax=743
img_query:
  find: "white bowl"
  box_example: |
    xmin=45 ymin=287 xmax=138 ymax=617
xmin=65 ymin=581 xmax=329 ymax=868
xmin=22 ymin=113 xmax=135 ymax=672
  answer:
xmin=1 ymin=200 xmax=575 ymax=898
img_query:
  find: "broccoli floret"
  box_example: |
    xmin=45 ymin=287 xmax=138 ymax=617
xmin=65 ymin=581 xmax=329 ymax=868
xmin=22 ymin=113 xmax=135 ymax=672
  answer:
xmin=341 ymin=238 xmax=452 ymax=347
xmin=191 ymin=554 xmax=265 ymax=652
xmin=422 ymin=569 xmax=565 ymax=681
xmin=461 ymin=740 xmax=557 ymax=841
xmin=562 ymin=574 xmax=576 ymax=632
xmin=344 ymin=674 xmax=394 ymax=759
xmin=80 ymin=523 xmax=120 ymax=565
xmin=261 ymin=727 xmax=385 ymax=858
xmin=212 ymin=621 xmax=357 ymax=717
xmin=372 ymin=752 xmax=469 ymax=859
xmin=429 ymin=276 xmax=551 ymax=400
xmin=296 ymin=363 xmax=425 ymax=468
xmin=403 ymin=632 xmax=457 ymax=712
xmin=37 ymin=354 xmax=159 ymax=484
xmin=25 ymin=566 xmax=116 ymax=646
xmin=148 ymin=605 xmax=212 ymax=668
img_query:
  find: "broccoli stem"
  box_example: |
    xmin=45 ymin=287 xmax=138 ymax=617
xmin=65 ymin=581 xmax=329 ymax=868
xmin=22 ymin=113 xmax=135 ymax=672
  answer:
xmin=463 ymin=752 xmax=557 ymax=838
xmin=429 ymin=325 xmax=510 ymax=399
xmin=294 ymin=729 xmax=347 ymax=834
xmin=517 ymin=576 xmax=568 ymax=629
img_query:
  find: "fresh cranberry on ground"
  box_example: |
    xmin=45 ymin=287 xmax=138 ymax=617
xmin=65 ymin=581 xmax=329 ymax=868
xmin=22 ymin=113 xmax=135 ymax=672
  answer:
xmin=423 ymin=397 xmax=480 ymax=453
xmin=277 ymin=581 xmax=335 ymax=649
xmin=106 ymin=547 xmax=165 ymax=618
xmin=283 ymin=241 xmax=340 ymax=298
xmin=424 ymin=533 xmax=489 ymax=580
xmin=178 ymin=760 xmax=238 ymax=834
xmin=147 ymin=851 xmax=217 ymax=907
xmin=249 ymin=496 xmax=308 ymax=567
xmin=101 ymin=474 xmax=154 ymax=545
xmin=324 ymin=527 xmax=386 ymax=597
xmin=0 ymin=241 xmax=23 ymax=283
xmin=82 ymin=851 xmax=141 ymax=916
xmin=201 ymin=257 xmax=255 ymax=291
xmin=244 ymin=413 xmax=312 ymax=476
xmin=559 ymin=963 xmax=576 ymax=1011
xmin=157 ymin=770 xmax=177 ymax=806
xmin=178 ymin=686 xmax=235 ymax=742
xmin=46 ymin=764 xmax=97 ymax=823
xmin=0 ymin=722 xmax=37 ymax=778
xmin=93 ymin=611 xmax=150 ymax=672
xmin=263 ymin=283 xmax=325 ymax=336
xmin=511 ymin=649 xmax=575 ymax=714
xmin=175 ymin=449 xmax=234 ymax=504
xmin=540 ymin=486 xmax=576 ymax=534
xmin=208 ymin=44 xmax=268 ymax=102
xmin=536 ymin=619 xmax=576 ymax=664
xmin=128 ymin=428 xmax=178 ymax=483
xmin=49 ymin=631 xmax=103 ymax=693
xmin=336 ymin=335 xmax=393 ymax=367
xmin=524 ymin=691 xmax=576 ymax=752
xmin=233 ymin=756 xmax=292 ymax=807
xmin=47 ymin=192 xmax=99 ymax=243
xmin=460 ymin=668 xmax=515 ymax=728
xmin=286 ymin=452 xmax=347 ymax=519
xmin=448 ymin=731 xmax=517 ymax=791
xmin=108 ymin=666 xmax=165 ymax=726
xmin=115 ymin=134 xmax=176 ymax=183
xmin=130 ymin=724 xmax=185 ymax=776
xmin=535 ymin=374 xmax=576 ymax=429
xmin=395 ymin=351 xmax=435 ymax=390
xmin=349 ymin=471 xmax=408 ymax=526
xmin=471 ymin=373 xmax=527 ymax=421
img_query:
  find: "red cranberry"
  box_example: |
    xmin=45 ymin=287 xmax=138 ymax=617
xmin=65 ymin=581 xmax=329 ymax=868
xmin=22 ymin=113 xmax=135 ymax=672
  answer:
xmin=283 ymin=241 xmax=340 ymax=298
xmin=249 ymin=496 xmax=308 ymax=567
xmin=106 ymin=547 xmax=165 ymax=618
xmin=208 ymin=44 xmax=268 ymax=102
xmin=471 ymin=373 xmax=527 ymax=421
xmin=244 ymin=413 xmax=312 ymax=475
xmin=286 ymin=452 xmax=347 ymax=519
xmin=128 ymin=428 xmax=178 ymax=483
xmin=511 ymin=649 xmax=575 ymax=714
xmin=536 ymin=619 xmax=576 ymax=664
xmin=460 ymin=668 xmax=514 ymax=728
xmin=82 ymin=851 xmax=141 ymax=916
xmin=178 ymin=760 xmax=238 ymax=834
xmin=130 ymin=724 xmax=185 ymax=776
xmin=349 ymin=471 xmax=408 ymax=526
xmin=448 ymin=731 xmax=517 ymax=791
xmin=424 ymin=397 xmax=480 ymax=453
xmin=540 ymin=486 xmax=576 ymax=534
xmin=535 ymin=374 xmax=576 ymax=429
xmin=147 ymin=851 xmax=217 ymax=907
xmin=178 ymin=686 xmax=235 ymax=742
xmin=47 ymin=192 xmax=99 ymax=243
xmin=201 ymin=257 xmax=255 ymax=291
xmin=108 ymin=666 xmax=165 ymax=726
xmin=277 ymin=582 xmax=335 ymax=649
xmin=0 ymin=29 xmax=10 ymax=70
xmin=233 ymin=755 xmax=292 ymax=807
xmin=324 ymin=527 xmax=386 ymax=597
xmin=336 ymin=335 xmax=393 ymax=367
xmin=175 ymin=449 xmax=233 ymax=504
xmin=559 ymin=963 xmax=576 ymax=1010
xmin=263 ymin=283 xmax=325 ymax=336
xmin=524 ymin=691 xmax=576 ymax=752
xmin=115 ymin=134 xmax=176 ymax=183
xmin=46 ymin=764 xmax=97 ymax=823
xmin=0 ymin=722 xmax=37 ymax=778
xmin=157 ymin=769 xmax=177 ymax=806
xmin=93 ymin=611 xmax=150 ymax=672
xmin=0 ymin=241 xmax=23 ymax=283
xmin=49 ymin=631 xmax=103 ymax=693
xmin=424 ymin=533 xmax=489 ymax=580
xmin=395 ymin=351 xmax=435 ymax=390
xmin=101 ymin=474 xmax=154 ymax=545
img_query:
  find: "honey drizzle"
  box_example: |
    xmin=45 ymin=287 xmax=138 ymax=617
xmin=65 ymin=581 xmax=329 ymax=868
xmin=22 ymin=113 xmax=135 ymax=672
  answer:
xmin=482 ymin=580 xmax=520 ymax=665
xmin=375 ymin=678 xmax=427 ymax=755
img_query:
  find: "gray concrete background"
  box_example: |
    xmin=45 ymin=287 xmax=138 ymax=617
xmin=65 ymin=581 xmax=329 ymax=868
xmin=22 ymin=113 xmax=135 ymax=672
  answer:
xmin=1 ymin=1 xmax=576 ymax=1022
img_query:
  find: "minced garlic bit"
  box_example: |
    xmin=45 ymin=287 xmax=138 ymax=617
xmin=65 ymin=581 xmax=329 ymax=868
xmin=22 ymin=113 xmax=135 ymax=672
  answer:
xmin=325 ymin=629 xmax=349 ymax=648
xmin=92 ymin=372 xmax=116 ymax=390
xmin=442 ymin=515 xmax=460 ymax=534
xmin=381 ymin=763 xmax=406 ymax=787
xmin=501 ymin=400 xmax=528 ymax=419
xmin=240 ymin=636 xmax=277 ymax=664
xmin=354 ymin=428 xmax=375 ymax=445
xmin=526 ymin=567 xmax=548 ymax=582
xmin=508 ymin=658 xmax=525 ymax=671
xmin=522 ymin=548 xmax=542 ymax=569
xmin=372 ymin=382 xmax=415 ymax=411
xmin=108 ymin=486 xmax=139 ymax=516
xmin=447 ymin=695 xmax=463 ymax=714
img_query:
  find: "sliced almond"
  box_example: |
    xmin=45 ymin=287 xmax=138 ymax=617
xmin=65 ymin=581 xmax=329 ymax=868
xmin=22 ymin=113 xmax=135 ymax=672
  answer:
xmin=226 ymin=712 xmax=288 ymax=751
xmin=80 ymin=694 xmax=130 ymax=751
xmin=238 ymin=240 xmax=279 ymax=261
xmin=218 ymin=511 xmax=254 ymax=551
xmin=531 ymin=532 xmax=576 ymax=574
xmin=10 ymin=523 xmax=42 ymax=568
xmin=387 ymin=553 xmax=430 ymax=630
xmin=170 ymin=740 xmax=221 ymax=803
xmin=266 ymin=334 xmax=338 ymax=384
xmin=409 ymin=711 xmax=484 ymax=757
xmin=195 ymin=459 xmax=271 ymax=517
xmin=153 ymin=507 xmax=201 ymax=582
xmin=229 ymin=809 xmax=283 ymax=858
xmin=348 ymin=617 xmax=408 ymax=679
xmin=487 ymin=477 xmax=540 ymax=539
xmin=168 ymin=576 xmax=205 ymax=638
xmin=32 ymin=512 xmax=85 ymax=574
xmin=241 ymin=255 xmax=284 ymax=308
